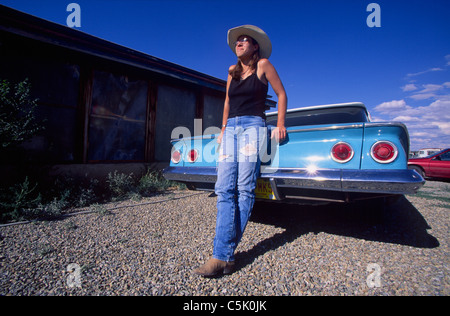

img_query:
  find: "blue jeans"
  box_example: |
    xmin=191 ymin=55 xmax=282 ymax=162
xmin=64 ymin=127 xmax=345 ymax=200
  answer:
xmin=213 ymin=116 xmax=266 ymax=262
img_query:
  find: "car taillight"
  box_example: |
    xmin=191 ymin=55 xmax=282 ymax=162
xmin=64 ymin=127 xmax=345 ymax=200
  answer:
xmin=171 ymin=150 xmax=181 ymax=164
xmin=187 ymin=149 xmax=199 ymax=163
xmin=331 ymin=142 xmax=354 ymax=163
xmin=371 ymin=141 xmax=398 ymax=163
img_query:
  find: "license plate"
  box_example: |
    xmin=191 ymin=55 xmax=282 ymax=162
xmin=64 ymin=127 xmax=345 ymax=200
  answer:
xmin=255 ymin=179 xmax=276 ymax=200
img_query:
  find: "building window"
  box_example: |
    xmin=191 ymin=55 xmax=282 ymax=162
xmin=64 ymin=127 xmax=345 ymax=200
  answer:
xmin=88 ymin=70 xmax=148 ymax=161
xmin=154 ymin=84 xmax=196 ymax=162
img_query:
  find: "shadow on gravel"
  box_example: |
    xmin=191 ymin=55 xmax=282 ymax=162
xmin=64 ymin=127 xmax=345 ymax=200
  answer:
xmin=236 ymin=196 xmax=439 ymax=271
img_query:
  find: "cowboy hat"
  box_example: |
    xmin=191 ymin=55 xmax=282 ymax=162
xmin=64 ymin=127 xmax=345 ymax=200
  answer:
xmin=227 ymin=25 xmax=272 ymax=59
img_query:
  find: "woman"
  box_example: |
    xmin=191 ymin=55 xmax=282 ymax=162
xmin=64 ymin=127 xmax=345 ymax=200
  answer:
xmin=194 ymin=25 xmax=287 ymax=277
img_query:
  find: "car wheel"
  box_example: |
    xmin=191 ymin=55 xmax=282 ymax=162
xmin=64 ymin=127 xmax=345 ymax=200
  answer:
xmin=408 ymin=165 xmax=425 ymax=178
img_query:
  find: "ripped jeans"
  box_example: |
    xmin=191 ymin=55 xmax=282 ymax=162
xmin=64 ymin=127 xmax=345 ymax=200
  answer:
xmin=213 ymin=116 xmax=266 ymax=262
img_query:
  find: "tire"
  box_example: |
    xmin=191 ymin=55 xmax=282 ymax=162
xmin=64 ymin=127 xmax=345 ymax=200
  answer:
xmin=408 ymin=165 xmax=425 ymax=178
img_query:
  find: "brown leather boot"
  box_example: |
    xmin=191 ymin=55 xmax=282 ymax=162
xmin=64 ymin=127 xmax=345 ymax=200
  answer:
xmin=193 ymin=258 xmax=235 ymax=277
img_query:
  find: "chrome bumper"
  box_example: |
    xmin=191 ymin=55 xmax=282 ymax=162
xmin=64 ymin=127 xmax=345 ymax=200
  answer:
xmin=163 ymin=166 xmax=425 ymax=196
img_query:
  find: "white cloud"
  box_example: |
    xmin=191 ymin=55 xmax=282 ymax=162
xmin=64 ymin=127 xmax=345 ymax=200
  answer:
xmin=419 ymin=84 xmax=444 ymax=93
xmin=373 ymin=99 xmax=411 ymax=114
xmin=373 ymin=99 xmax=450 ymax=150
xmin=392 ymin=115 xmax=420 ymax=122
xmin=432 ymin=122 xmax=450 ymax=135
xmin=426 ymin=99 xmax=450 ymax=113
xmin=410 ymin=131 xmax=429 ymax=137
xmin=368 ymin=115 xmax=386 ymax=122
xmin=406 ymin=67 xmax=443 ymax=78
xmin=406 ymin=55 xmax=450 ymax=80
xmin=401 ymin=84 xmax=417 ymax=92
xmin=409 ymin=93 xmax=436 ymax=100
xmin=375 ymin=55 xmax=450 ymax=150
xmin=407 ymin=82 xmax=450 ymax=101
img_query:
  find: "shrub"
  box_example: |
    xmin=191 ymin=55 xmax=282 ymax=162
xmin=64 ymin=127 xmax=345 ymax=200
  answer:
xmin=0 ymin=169 xmax=185 ymax=223
xmin=0 ymin=78 xmax=44 ymax=149
xmin=138 ymin=170 xmax=173 ymax=195
xmin=0 ymin=177 xmax=41 ymax=221
xmin=106 ymin=170 xmax=135 ymax=199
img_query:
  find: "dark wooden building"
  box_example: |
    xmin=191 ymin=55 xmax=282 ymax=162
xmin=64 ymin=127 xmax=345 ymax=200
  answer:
xmin=0 ymin=5 xmax=227 ymax=167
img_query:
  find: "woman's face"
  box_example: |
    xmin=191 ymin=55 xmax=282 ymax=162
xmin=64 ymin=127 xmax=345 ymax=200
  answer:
xmin=235 ymin=35 xmax=258 ymax=59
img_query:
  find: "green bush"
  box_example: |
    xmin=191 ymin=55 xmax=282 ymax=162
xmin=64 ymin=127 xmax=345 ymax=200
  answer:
xmin=0 ymin=169 xmax=185 ymax=223
xmin=107 ymin=170 xmax=135 ymax=199
xmin=0 ymin=78 xmax=44 ymax=149
xmin=138 ymin=170 xmax=174 ymax=195
xmin=0 ymin=177 xmax=41 ymax=221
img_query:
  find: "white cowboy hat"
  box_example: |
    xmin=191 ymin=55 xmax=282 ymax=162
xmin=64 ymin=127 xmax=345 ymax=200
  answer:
xmin=227 ymin=25 xmax=272 ymax=59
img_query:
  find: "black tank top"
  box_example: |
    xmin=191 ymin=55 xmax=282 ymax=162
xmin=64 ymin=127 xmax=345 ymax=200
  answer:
xmin=228 ymin=64 xmax=268 ymax=119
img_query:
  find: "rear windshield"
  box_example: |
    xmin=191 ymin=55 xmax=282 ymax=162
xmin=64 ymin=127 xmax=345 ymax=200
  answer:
xmin=266 ymin=106 xmax=369 ymax=127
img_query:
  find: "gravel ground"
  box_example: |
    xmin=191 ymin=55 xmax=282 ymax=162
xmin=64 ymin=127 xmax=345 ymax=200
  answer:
xmin=0 ymin=181 xmax=448 ymax=296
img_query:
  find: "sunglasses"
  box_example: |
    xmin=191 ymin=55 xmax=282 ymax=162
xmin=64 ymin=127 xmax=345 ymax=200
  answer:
xmin=234 ymin=37 xmax=251 ymax=46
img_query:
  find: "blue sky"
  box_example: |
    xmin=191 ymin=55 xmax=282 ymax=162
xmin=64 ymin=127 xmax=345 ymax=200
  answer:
xmin=1 ymin=0 xmax=449 ymax=150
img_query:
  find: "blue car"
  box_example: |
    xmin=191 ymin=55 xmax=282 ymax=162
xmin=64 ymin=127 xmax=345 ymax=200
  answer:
xmin=163 ymin=102 xmax=424 ymax=204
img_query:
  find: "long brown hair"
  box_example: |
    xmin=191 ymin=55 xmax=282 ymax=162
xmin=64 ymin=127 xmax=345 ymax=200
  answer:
xmin=229 ymin=37 xmax=261 ymax=80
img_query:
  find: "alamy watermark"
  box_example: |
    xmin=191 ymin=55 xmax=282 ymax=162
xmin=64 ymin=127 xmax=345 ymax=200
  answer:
xmin=66 ymin=3 xmax=81 ymax=28
xmin=366 ymin=263 xmax=382 ymax=288
xmin=171 ymin=119 xmax=280 ymax=174
xmin=64 ymin=3 xmax=380 ymax=30
xmin=366 ymin=3 xmax=381 ymax=28
xmin=64 ymin=3 xmax=380 ymax=29
xmin=66 ymin=263 xmax=82 ymax=288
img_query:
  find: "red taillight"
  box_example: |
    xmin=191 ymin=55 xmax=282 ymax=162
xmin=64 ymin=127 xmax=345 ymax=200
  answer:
xmin=331 ymin=142 xmax=354 ymax=163
xmin=187 ymin=149 xmax=199 ymax=163
xmin=371 ymin=141 xmax=398 ymax=163
xmin=171 ymin=150 xmax=181 ymax=164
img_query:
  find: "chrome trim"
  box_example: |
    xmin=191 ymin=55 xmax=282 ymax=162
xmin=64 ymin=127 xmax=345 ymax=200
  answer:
xmin=287 ymin=124 xmax=363 ymax=134
xmin=364 ymin=122 xmax=407 ymax=129
xmin=163 ymin=166 xmax=217 ymax=183
xmin=266 ymin=102 xmax=366 ymax=117
xmin=171 ymin=134 xmax=217 ymax=143
xmin=283 ymin=195 xmax=347 ymax=203
xmin=163 ymin=166 xmax=425 ymax=195
xmin=268 ymin=169 xmax=342 ymax=191
xmin=171 ymin=124 xmax=365 ymax=144
xmin=340 ymin=169 xmax=424 ymax=194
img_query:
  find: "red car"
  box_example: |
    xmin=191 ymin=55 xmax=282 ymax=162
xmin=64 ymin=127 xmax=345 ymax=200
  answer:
xmin=408 ymin=148 xmax=450 ymax=179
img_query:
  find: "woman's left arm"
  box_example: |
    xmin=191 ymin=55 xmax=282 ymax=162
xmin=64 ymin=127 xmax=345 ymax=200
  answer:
xmin=259 ymin=59 xmax=288 ymax=142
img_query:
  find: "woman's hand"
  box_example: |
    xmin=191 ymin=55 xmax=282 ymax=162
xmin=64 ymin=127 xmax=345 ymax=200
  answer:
xmin=271 ymin=125 xmax=287 ymax=143
xmin=217 ymin=130 xmax=224 ymax=144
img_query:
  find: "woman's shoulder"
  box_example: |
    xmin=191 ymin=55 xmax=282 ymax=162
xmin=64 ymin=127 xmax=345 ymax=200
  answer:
xmin=229 ymin=64 xmax=236 ymax=72
xmin=257 ymin=58 xmax=272 ymax=68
